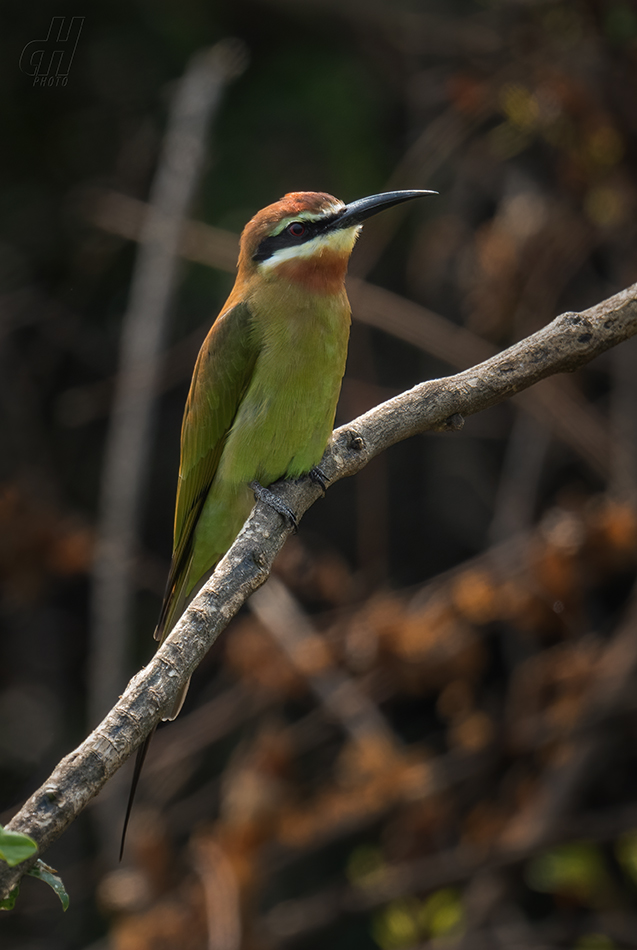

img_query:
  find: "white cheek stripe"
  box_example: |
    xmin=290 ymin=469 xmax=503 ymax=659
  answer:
xmin=259 ymin=226 xmax=362 ymax=269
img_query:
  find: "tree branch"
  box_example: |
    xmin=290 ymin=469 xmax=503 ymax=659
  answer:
xmin=1 ymin=282 xmax=636 ymax=899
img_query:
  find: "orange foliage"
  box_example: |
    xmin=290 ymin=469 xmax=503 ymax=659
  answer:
xmin=462 ymin=800 xmax=509 ymax=852
xmin=354 ymin=593 xmax=486 ymax=691
xmin=111 ymin=887 xmax=207 ymax=950
xmin=451 ymin=569 xmax=500 ymax=625
xmin=224 ymin=617 xmax=304 ymax=696
xmin=277 ymin=736 xmax=433 ymax=850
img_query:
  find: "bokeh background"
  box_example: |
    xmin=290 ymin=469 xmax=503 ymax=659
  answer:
xmin=3 ymin=1 xmax=637 ymax=948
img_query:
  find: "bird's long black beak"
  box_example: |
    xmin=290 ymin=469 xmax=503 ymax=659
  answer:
xmin=330 ymin=189 xmax=437 ymax=230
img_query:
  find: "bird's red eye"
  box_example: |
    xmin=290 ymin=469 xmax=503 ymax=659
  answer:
xmin=287 ymin=222 xmax=306 ymax=237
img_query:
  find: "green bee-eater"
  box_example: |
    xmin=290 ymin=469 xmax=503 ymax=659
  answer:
xmin=121 ymin=188 xmax=434 ymax=855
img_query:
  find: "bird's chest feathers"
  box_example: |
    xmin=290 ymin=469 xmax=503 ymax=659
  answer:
xmin=220 ymin=288 xmax=350 ymax=483
xmin=260 ymin=286 xmax=349 ymax=389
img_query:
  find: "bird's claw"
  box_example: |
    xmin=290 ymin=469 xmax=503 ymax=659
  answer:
xmin=309 ymin=465 xmax=329 ymax=495
xmin=250 ymin=481 xmax=298 ymax=532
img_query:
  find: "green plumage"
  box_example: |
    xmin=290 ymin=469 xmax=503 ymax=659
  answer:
xmin=156 ymin=284 xmax=351 ymax=716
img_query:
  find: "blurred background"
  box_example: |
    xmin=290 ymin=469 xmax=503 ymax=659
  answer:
xmin=2 ymin=0 xmax=637 ymax=948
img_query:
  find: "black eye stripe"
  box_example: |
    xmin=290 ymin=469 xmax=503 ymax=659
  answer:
xmin=252 ymin=213 xmax=342 ymax=262
xmin=252 ymin=221 xmax=318 ymax=262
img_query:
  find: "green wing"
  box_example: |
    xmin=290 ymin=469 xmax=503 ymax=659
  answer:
xmin=156 ymin=300 xmax=257 ymax=640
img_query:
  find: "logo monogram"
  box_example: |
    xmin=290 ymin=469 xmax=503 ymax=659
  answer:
xmin=19 ymin=17 xmax=84 ymax=87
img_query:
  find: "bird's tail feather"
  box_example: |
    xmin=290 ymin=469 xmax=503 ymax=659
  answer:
xmin=120 ymin=566 xmax=192 ymax=859
xmin=119 ymin=726 xmax=157 ymax=861
xmin=121 ymin=552 xmax=216 ymax=858
xmin=165 ymin=675 xmax=192 ymax=720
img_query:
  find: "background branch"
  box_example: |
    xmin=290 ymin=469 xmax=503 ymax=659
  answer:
xmin=87 ymin=41 xmax=246 ymax=864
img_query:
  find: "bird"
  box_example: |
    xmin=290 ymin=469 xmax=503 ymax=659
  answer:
xmin=120 ymin=187 xmax=435 ymax=857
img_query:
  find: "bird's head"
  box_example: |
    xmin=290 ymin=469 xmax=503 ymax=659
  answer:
xmin=237 ymin=189 xmax=436 ymax=295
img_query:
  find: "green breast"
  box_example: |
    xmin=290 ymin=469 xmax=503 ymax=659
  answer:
xmin=217 ymin=288 xmax=351 ymax=486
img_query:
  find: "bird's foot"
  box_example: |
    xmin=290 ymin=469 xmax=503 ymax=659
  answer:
xmin=309 ymin=465 xmax=329 ymax=495
xmin=250 ymin=481 xmax=298 ymax=532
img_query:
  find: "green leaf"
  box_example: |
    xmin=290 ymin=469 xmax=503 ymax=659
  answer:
xmin=0 ymin=885 xmax=20 ymax=911
xmin=371 ymin=890 xmax=465 ymax=950
xmin=0 ymin=826 xmax=38 ymax=867
xmin=616 ymin=829 xmax=637 ymax=884
xmin=347 ymin=844 xmax=385 ymax=886
xmin=526 ymin=841 xmax=610 ymax=905
xmin=417 ymin=888 xmax=464 ymax=938
xmin=27 ymin=861 xmax=69 ymax=911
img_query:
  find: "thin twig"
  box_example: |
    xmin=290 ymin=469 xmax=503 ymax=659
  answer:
xmin=250 ymin=577 xmax=396 ymax=745
xmin=611 ymin=334 xmax=637 ymax=503
xmin=348 ymin=109 xmax=483 ymax=279
xmin=488 ymin=410 xmax=550 ymax=543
